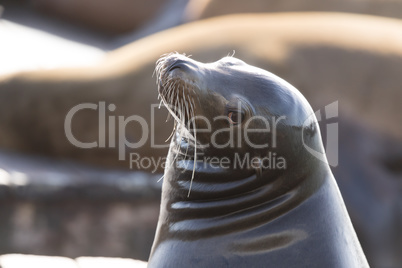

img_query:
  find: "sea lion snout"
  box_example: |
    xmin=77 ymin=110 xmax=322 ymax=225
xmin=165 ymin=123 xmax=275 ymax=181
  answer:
xmin=156 ymin=54 xmax=206 ymax=96
xmin=167 ymin=59 xmax=193 ymax=72
xmin=159 ymin=54 xmax=201 ymax=76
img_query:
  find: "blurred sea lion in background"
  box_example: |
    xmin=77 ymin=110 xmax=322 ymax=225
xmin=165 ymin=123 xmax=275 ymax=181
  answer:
xmin=0 ymin=0 xmax=193 ymax=75
xmin=186 ymin=0 xmax=402 ymax=21
xmin=30 ymin=0 xmax=167 ymax=34
xmin=0 ymin=13 xmax=401 ymax=267
xmin=2 ymin=0 xmax=193 ymax=49
xmin=18 ymin=0 xmax=402 ymax=36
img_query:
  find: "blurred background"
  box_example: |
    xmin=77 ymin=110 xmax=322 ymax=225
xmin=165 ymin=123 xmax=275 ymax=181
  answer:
xmin=0 ymin=0 xmax=401 ymax=267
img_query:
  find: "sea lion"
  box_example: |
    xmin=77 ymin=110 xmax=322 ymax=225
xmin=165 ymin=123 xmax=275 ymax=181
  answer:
xmin=30 ymin=0 xmax=166 ymax=34
xmin=188 ymin=0 xmax=402 ymax=22
xmin=148 ymin=53 xmax=369 ymax=267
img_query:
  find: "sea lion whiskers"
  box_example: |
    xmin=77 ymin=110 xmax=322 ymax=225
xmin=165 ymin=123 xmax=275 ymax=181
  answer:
xmin=165 ymin=121 xmax=176 ymax=143
xmin=175 ymin=98 xmax=185 ymax=162
xmin=180 ymin=88 xmax=197 ymax=187
xmin=188 ymin=96 xmax=197 ymax=197
xmin=183 ymin=88 xmax=191 ymax=159
xmin=157 ymin=77 xmax=180 ymax=160
xmin=162 ymin=81 xmax=185 ymax=142
xmin=227 ymin=50 xmax=236 ymax=57
xmin=155 ymin=53 xmax=200 ymax=195
xmin=158 ymin=73 xmax=196 ymax=142
xmin=159 ymin=82 xmax=181 ymax=124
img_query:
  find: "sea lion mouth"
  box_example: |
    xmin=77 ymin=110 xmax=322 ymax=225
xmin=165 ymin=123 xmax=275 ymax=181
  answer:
xmin=155 ymin=53 xmax=201 ymax=196
xmin=155 ymin=53 xmax=198 ymax=133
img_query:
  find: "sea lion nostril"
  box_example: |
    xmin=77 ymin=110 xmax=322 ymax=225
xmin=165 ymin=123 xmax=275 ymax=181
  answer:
xmin=169 ymin=65 xmax=181 ymax=71
xmin=168 ymin=60 xmax=190 ymax=72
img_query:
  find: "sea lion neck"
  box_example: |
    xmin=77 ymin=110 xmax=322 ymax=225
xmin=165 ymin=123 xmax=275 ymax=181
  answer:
xmin=163 ymin=124 xmax=327 ymax=200
xmin=152 ymin=135 xmax=327 ymax=245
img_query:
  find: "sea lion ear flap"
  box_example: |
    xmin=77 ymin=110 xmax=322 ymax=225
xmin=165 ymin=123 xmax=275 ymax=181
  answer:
xmin=251 ymin=157 xmax=263 ymax=178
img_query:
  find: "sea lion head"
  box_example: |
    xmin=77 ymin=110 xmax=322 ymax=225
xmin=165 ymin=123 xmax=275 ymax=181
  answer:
xmin=155 ymin=53 xmax=324 ymax=181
